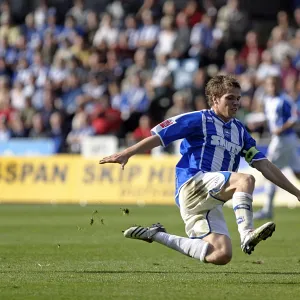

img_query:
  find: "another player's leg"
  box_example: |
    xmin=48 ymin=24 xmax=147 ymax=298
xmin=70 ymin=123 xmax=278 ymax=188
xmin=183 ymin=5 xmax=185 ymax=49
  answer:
xmin=254 ymin=137 xmax=290 ymax=220
xmin=253 ymin=182 xmax=276 ymax=220
xmin=218 ymin=172 xmax=275 ymax=254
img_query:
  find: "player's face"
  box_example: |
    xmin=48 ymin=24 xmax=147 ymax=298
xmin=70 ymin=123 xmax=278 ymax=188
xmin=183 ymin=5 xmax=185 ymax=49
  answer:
xmin=213 ymin=87 xmax=241 ymax=122
xmin=265 ymin=78 xmax=279 ymax=96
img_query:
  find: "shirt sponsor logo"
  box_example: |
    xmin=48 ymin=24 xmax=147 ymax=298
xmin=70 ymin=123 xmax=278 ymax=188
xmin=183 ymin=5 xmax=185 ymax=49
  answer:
xmin=211 ymin=135 xmax=242 ymax=154
xmin=160 ymin=119 xmax=175 ymax=129
xmin=224 ymin=129 xmax=231 ymax=139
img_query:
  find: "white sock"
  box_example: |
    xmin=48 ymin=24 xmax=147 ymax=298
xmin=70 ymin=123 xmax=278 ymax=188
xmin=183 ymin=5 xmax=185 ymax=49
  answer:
xmin=232 ymin=192 xmax=254 ymax=241
xmin=262 ymin=182 xmax=276 ymax=215
xmin=153 ymin=232 xmax=209 ymax=262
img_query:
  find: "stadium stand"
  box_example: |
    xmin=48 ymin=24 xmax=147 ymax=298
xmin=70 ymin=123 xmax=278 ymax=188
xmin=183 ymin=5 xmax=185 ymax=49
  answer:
xmin=0 ymin=0 xmax=299 ymax=155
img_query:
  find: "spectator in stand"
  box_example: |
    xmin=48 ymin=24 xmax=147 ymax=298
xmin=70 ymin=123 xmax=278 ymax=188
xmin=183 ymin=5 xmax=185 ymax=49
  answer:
xmin=82 ymin=72 xmax=106 ymax=104
xmin=216 ymin=0 xmax=249 ymax=50
xmin=70 ymin=33 xmax=90 ymax=67
xmin=123 ymin=15 xmax=139 ymax=51
xmin=268 ymin=26 xmax=296 ymax=64
xmin=256 ymin=50 xmax=281 ymax=85
xmin=48 ymin=57 xmax=68 ymax=89
xmin=39 ymin=89 xmax=60 ymax=130
xmin=115 ymin=73 xmax=149 ymax=142
xmin=189 ymin=14 xmax=214 ymax=59
xmin=0 ymin=0 xmax=11 ymax=22
xmin=42 ymin=11 xmax=61 ymax=39
xmin=107 ymin=0 xmax=125 ymax=26
xmin=294 ymin=8 xmax=300 ymax=30
xmin=125 ymin=48 xmax=152 ymax=84
xmin=281 ymin=55 xmax=298 ymax=90
xmin=0 ymin=14 xmax=21 ymax=47
xmin=87 ymin=49 xmax=105 ymax=73
xmin=114 ymin=31 xmax=135 ymax=63
xmin=0 ymin=116 xmax=10 ymax=140
xmin=91 ymin=95 xmax=121 ymax=136
xmin=41 ymin=31 xmax=57 ymax=66
xmin=137 ymin=10 xmax=159 ymax=52
xmin=202 ymin=0 xmax=218 ymax=18
xmin=165 ymin=91 xmax=191 ymax=119
xmin=10 ymin=80 xmax=25 ymax=111
xmin=0 ymin=56 xmax=12 ymax=79
xmin=136 ymin=0 xmax=161 ymax=21
xmin=53 ymin=37 xmax=73 ymax=62
xmin=65 ymin=55 xmax=87 ymax=83
xmin=292 ymin=29 xmax=300 ymax=69
xmin=66 ymin=110 xmax=94 ymax=153
xmin=21 ymin=96 xmax=36 ymax=130
xmin=126 ymin=114 xmax=152 ymax=149
xmin=60 ymin=73 xmax=83 ymax=115
xmin=66 ymin=0 xmax=87 ymax=26
xmin=171 ymin=12 xmax=190 ymax=59
xmin=49 ymin=111 xmax=65 ymax=153
xmin=9 ymin=111 xmax=27 ymax=138
xmin=59 ymin=15 xmax=79 ymax=44
xmin=151 ymin=53 xmax=172 ymax=97
xmin=245 ymin=52 xmax=261 ymax=78
xmin=163 ymin=1 xmax=177 ymax=19
xmin=84 ymin=11 xmax=98 ymax=45
xmin=105 ymin=49 xmax=124 ymax=83
xmin=119 ymin=73 xmax=149 ymax=117
xmin=30 ymin=51 xmax=48 ymax=88
xmin=33 ymin=0 xmax=55 ymax=31
xmin=0 ymin=77 xmax=14 ymax=122
xmin=239 ymin=31 xmax=264 ymax=66
xmin=189 ymin=68 xmax=208 ymax=110
xmin=28 ymin=112 xmax=48 ymax=138
xmin=154 ymin=16 xmax=177 ymax=56
xmin=22 ymin=13 xmax=39 ymax=50
xmin=284 ymin=74 xmax=299 ymax=101
xmin=276 ymin=11 xmax=295 ymax=40
xmin=182 ymin=0 xmax=202 ymax=28
xmin=221 ymin=49 xmax=244 ymax=75
xmin=93 ymin=13 xmax=119 ymax=49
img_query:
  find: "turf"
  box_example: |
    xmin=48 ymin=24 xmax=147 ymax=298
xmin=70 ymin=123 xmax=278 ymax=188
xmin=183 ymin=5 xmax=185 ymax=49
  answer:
xmin=1 ymin=204 xmax=300 ymax=300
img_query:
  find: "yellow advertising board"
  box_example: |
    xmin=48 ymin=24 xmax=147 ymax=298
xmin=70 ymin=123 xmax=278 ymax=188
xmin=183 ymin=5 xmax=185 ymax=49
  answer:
xmin=0 ymin=155 xmax=176 ymax=204
xmin=1 ymin=155 xmax=300 ymax=206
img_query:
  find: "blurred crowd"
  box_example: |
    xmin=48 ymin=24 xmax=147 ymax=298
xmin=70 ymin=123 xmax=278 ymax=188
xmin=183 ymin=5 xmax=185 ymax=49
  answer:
xmin=0 ymin=0 xmax=299 ymax=153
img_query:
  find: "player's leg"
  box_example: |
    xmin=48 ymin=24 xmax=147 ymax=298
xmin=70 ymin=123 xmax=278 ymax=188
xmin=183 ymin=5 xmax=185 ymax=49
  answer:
xmin=124 ymin=172 xmax=232 ymax=265
xmin=217 ymin=172 xmax=275 ymax=254
xmin=289 ymin=139 xmax=300 ymax=180
xmin=253 ymin=137 xmax=287 ymax=220
xmin=202 ymin=233 xmax=232 ymax=265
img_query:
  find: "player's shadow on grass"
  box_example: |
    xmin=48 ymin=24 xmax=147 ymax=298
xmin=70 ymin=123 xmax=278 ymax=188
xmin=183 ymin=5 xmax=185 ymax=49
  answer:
xmin=75 ymin=270 xmax=300 ymax=275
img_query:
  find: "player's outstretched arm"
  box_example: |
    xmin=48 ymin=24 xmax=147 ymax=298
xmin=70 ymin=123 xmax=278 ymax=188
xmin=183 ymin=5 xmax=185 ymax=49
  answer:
xmin=99 ymin=135 xmax=162 ymax=169
xmin=252 ymin=159 xmax=300 ymax=201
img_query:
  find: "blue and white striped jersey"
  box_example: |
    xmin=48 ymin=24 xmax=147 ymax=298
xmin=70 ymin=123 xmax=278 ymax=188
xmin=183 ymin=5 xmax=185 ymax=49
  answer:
xmin=264 ymin=93 xmax=297 ymax=136
xmin=151 ymin=109 xmax=266 ymax=200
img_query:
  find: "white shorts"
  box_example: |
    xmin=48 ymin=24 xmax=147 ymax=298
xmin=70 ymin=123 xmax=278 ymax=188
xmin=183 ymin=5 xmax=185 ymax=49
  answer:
xmin=178 ymin=171 xmax=231 ymax=239
xmin=267 ymin=134 xmax=300 ymax=172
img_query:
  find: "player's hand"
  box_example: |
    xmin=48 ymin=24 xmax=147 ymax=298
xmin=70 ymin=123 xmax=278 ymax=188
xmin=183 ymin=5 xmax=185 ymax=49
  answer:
xmin=272 ymin=128 xmax=282 ymax=135
xmin=99 ymin=151 xmax=130 ymax=170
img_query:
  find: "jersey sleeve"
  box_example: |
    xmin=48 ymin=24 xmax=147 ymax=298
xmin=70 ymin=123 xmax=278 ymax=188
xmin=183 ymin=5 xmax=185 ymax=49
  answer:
xmin=282 ymin=100 xmax=297 ymax=124
xmin=151 ymin=112 xmax=202 ymax=147
xmin=241 ymin=127 xmax=266 ymax=165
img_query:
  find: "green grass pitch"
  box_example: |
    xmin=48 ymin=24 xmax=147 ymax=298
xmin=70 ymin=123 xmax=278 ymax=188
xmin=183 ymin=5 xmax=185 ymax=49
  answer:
xmin=1 ymin=204 xmax=300 ymax=300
